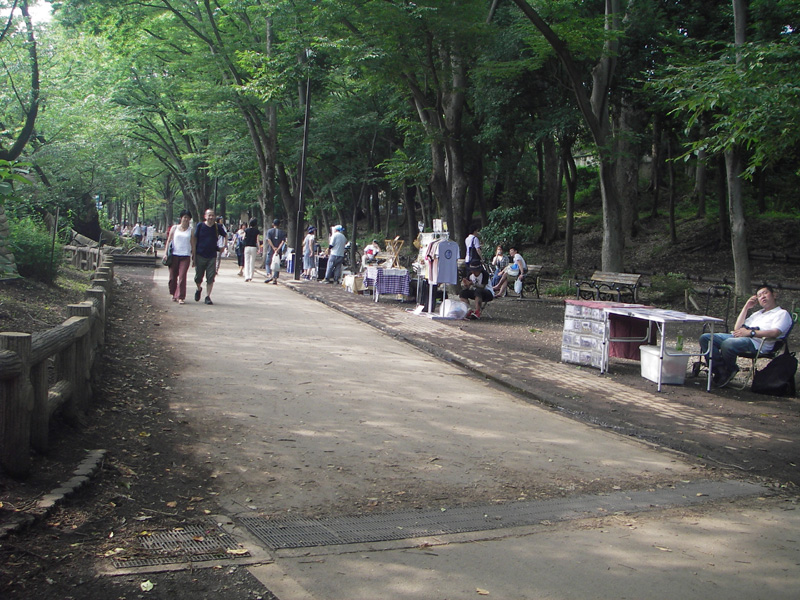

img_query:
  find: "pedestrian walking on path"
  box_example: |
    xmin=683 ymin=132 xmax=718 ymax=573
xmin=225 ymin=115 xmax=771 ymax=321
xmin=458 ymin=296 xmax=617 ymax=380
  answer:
xmin=193 ymin=208 xmax=221 ymax=305
xmin=165 ymin=209 xmax=194 ymax=304
xmin=264 ymin=219 xmax=286 ymax=284
xmin=243 ymin=217 xmax=261 ymax=282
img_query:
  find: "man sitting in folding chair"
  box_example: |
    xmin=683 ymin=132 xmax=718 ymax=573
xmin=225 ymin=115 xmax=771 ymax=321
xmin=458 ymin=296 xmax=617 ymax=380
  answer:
xmin=699 ymin=285 xmax=793 ymax=388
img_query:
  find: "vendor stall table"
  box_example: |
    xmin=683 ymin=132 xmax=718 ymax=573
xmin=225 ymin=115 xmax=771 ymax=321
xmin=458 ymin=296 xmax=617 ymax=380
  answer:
xmin=364 ymin=266 xmax=410 ymax=302
xmin=603 ymin=306 xmax=724 ymax=392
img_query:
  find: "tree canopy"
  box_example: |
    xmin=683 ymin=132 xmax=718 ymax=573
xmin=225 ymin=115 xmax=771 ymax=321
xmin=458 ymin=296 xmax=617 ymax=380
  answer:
xmin=1 ymin=0 xmax=798 ymax=289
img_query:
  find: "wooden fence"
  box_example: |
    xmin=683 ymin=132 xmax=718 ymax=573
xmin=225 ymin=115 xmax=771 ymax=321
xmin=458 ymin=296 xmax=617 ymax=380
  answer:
xmin=64 ymin=245 xmax=104 ymax=271
xmin=0 ymin=255 xmax=114 ymax=478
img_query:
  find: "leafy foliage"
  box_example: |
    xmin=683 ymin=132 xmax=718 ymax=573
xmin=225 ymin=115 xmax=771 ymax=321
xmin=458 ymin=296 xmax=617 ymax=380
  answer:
xmin=0 ymin=160 xmax=31 ymax=203
xmin=479 ymin=206 xmax=537 ymax=252
xmin=6 ymin=215 xmax=61 ymax=283
xmin=653 ymin=36 xmax=800 ymax=177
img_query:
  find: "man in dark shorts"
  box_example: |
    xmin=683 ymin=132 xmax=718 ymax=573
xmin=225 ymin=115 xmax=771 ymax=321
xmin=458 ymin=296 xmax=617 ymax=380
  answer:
xmin=193 ymin=208 xmax=222 ymax=305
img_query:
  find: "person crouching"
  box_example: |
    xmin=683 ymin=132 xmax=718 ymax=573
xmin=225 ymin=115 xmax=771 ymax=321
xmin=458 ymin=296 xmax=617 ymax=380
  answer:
xmin=460 ymin=257 xmax=494 ymax=320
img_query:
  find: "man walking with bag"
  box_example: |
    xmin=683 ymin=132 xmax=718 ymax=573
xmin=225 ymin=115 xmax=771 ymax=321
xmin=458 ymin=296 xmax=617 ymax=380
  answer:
xmin=264 ymin=219 xmax=287 ymax=284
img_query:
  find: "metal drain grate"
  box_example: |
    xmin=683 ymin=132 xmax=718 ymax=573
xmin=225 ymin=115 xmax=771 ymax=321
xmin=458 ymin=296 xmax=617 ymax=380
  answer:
xmin=240 ymin=479 xmax=762 ymax=549
xmin=111 ymin=523 xmax=250 ymax=568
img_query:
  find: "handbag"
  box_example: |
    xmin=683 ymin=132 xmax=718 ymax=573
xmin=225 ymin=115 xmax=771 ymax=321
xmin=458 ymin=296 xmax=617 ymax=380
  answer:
xmin=161 ymin=243 xmax=173 ymax=266
xmin=751 ymin=351 xmax=797 ymax=396
xmin=216 ymin=224 xmax=226 ymax=250
xmin=271 ymin=252 xmax=281 ymax=271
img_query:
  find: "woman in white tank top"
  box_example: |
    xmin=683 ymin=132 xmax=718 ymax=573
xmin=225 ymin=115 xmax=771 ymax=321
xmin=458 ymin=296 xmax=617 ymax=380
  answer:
xmin=165 ymin=210 xmax=195 ymax=304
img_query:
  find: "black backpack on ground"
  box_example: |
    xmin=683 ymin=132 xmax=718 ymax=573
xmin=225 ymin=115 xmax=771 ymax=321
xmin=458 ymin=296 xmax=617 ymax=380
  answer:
xmin=751 ymin=349 xmax=797 ymax=397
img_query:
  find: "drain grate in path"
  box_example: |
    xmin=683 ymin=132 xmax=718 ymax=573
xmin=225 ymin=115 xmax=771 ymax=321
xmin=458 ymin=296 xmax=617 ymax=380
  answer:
xmin=240 ymin=480 xmax=762 ymax=550
xmin=111 ymin=523 xmax=250 ymax=569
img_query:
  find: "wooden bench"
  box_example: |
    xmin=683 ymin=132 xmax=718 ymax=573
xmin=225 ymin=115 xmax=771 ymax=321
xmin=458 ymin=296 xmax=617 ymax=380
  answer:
xmin=506 ymin=265 xmax=543 ymax=299
xmin=576 ymin=271 xmax=641 ymax=303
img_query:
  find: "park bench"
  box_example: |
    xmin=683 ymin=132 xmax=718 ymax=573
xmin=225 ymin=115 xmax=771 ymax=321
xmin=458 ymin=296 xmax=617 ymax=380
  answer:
xmin=576 ymin=271 xmax=641 ymax=303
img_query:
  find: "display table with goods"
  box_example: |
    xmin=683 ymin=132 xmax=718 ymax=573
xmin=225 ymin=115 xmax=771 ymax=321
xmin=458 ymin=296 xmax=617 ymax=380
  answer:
xmin=363 ymin=266 xmax=410 ymax=301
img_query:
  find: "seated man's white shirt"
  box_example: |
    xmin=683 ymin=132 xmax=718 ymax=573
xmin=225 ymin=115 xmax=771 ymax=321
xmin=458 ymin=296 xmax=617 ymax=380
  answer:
xmin=513 ymin=253 xmax=527 ymax=273
xmin=744 ymin=307 xmax=793 ymax=352
xmin=505 ymin=254 xmax=527 ymax=278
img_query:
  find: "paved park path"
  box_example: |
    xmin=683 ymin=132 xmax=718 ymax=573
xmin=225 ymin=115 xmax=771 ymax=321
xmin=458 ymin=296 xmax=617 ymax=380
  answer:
xmin=144 ymin=261 xmax=799 ymax=600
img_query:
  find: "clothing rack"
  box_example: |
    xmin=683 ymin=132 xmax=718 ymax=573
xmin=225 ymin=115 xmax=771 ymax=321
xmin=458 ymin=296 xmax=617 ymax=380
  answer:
xmin=414 ymin=232 xmax=459 ymax=319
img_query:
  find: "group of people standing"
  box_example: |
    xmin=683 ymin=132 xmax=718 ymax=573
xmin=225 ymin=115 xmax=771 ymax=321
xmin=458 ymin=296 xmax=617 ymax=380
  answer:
xmin=164 ymin=211 xmax=351 ymax=305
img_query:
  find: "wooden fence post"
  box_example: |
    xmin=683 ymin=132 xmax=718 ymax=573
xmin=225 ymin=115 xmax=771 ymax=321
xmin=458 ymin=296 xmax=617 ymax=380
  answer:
xmin=29 ymin=358 xmax=49 ymax=454
xmin=68 ymin=303 xmax=93 ymax=416
xmin=56 ymin=326 xmax=78 ymax=425
xmin=0 ymin=333 xmax=33 ymax=477
xmin=86 ymin=288 xmax=106 ymax=349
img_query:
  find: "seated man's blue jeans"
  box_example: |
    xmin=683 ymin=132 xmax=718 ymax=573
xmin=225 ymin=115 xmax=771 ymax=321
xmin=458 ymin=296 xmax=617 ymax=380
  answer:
xmin=699 ymin=333 xmax=756 ymax=374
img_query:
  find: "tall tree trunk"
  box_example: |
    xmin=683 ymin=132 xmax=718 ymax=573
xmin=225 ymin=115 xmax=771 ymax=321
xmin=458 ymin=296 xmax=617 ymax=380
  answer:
xmin=613 ymin=96 xmax=642 ymax=239
xmin=470 ymin=154 xmax=488 ymax=225
xmin=163 ymin=173 xmax=175 ymax=227
xmin=715 ymin=154 xmax=729 ymax=242
xmin=694 ymin=146 xmax=707 ymax=218
xmin=404 ymin=42 xmax=470 ymax=256
xmin=562 ymin=140 xmax=577 ymax=270
xmin=650 ymin=117 xmax=662 ymax=218
xmin=693 ymin=119 xmax=709 ymax=218
xmin=599 ymin=158 xmax=625 ymax=270
xmin=538 ymin=135 xmax=559 ymax=244
xmin=727 ymin=0 xmax=751 ymax=296
xmin=535 ymin=141 xmax=544 ymax=220
xmin=667 ymin=133 xmax=677 ymax=244
xmin=402 ymin=182 xmax=418 ymax=244
xmin=511 ymin=0 xmax=625 ymax=271
xmin=726 ymin=150 xmax=751 ymax=295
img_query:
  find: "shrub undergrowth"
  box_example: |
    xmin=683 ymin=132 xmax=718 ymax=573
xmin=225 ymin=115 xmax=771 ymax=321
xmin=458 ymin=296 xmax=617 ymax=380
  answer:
xmin=7 ymin=216 xmax=62 ymax=283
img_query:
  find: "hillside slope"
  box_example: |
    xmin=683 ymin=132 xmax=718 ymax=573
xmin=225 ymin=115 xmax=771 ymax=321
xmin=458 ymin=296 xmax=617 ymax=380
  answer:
xmin=530 ymin=215 xmax=800 ymax=289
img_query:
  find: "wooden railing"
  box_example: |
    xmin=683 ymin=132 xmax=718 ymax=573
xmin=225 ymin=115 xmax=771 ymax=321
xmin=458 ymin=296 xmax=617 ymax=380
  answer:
xmin=63 ymin=245 xmax=104 ymax=272
xmin=0 ymin=255 xmax=114 ymax=477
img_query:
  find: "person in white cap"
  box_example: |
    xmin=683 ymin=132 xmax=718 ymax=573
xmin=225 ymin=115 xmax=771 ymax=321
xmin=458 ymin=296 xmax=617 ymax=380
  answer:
xmin=324 ymin=225 xmax=347 ymax=284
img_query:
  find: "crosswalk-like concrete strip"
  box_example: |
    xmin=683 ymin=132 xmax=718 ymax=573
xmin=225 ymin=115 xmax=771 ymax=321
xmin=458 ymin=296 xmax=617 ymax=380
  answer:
xmin=239 ymin=479 xmax=762 ymax=550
